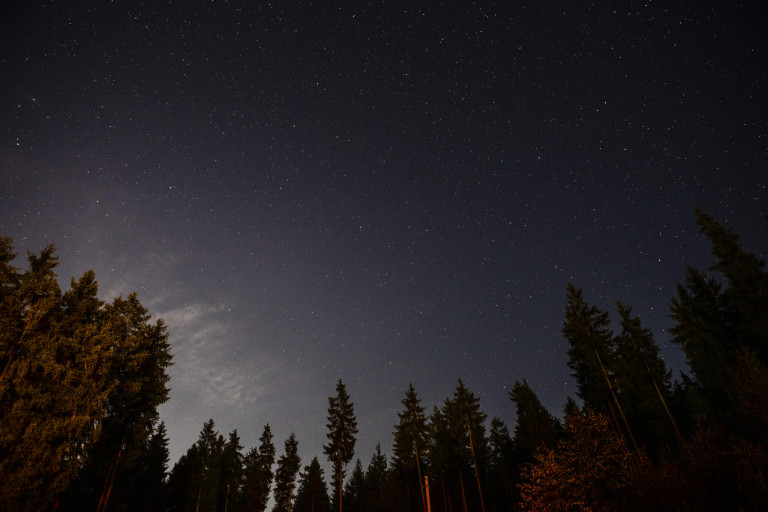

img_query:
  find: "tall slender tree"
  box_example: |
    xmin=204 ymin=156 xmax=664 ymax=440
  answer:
xmin=364 ymin=443 xmax=388 ymax=512
xmin=242 ymin=424 xmax=276 ymax=512
xmin=392 ymin=383 xmax=429 ymax=512
xmin=509 ymin=380 xmax=560 ymax=465
xmin=442 ymin=379 xmax=488 ymax=512
xmin=218 ymin=430 xmax=244 ymax=512
xmin=562 ymin=284 xmax=616 ymax=417
xmin=323 ymin=379 xmax=358 ymax=512
xmin=614 ymin=303 xmax=679 ymax=451
xmin=273 ymin=433 xmax=301 ymax=512
xmin=670 ymin=209 xmax=768 ymax=430
xmin=486 ymin=418 xmax=515 ymax=512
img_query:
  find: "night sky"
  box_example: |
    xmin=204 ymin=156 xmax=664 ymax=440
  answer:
xmin=2 ymin=1 xmax=766 ymax=474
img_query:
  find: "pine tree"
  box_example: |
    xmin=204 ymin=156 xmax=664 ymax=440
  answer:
xmin=273 ymin=433 xmax=301 ymax=512
xmin=426 ymin=405 xmax=453 ymax=512
xmin=195 ymin=419 xmax=226 ymax=512
xmin=167 ymin=442 xmax=204 ymax=512
xmin=364 ymin=443 xmax=388 ymax=512
xmin=442 ymin=379 xmax=488 ymax=512
xmin=392 ymin=383 xmax=428 ymax=512
xmin=670 ymin=210 xmax=768 ymax=430
xmin=509 ymin=380 xmax=559 ymax=465
xmin=131 ymin=421 xmax=170 ymax=512
xmin=562 ymin=283 xmax=616 ymax=417
xmin=342 ymin=459 xmax=366 ymax=512
xmin=519 ymin=407 xmax=635 ymax=512
xmin=294 ymin=457 xmax=330 ymax=512
xmin=323 ymin=379 xmax=358 ymax=512
xmin=0 ymin=239 xmax=171 ymax=511
xmin=218 ymin=430 xmax=244 ymax=512
xmin=242 ymin=424 xmax=276 ymax=512
xmin=614 ymin=302 xmax=679 ymax=452
xmin=71 ymin=292 xmax=172 ymax=512
xmin=486 ymin=418 xmax=515 ymax=512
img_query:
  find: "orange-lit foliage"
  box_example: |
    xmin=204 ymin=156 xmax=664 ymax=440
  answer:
xmin=519 ymin=407 xmax=634 ymax=511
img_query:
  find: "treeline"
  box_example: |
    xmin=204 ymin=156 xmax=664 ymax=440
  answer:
xmin=2 ymin=209 xmax=767 ymax=511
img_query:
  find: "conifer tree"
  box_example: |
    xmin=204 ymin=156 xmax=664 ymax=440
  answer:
xmin=519 ymin=407 xmax=634 ymax=511
xmin=294 ymin=457 xmax=330 ymax=512
xmin=670 ymin=209 xmax=768 ymax=429
xmin=487 ymin=418 xmax=515 ymax=512
xmin=614 ymin=303 xmax=678 ymax=451
xmin=0 ymin=238 xmax=171 ymax=511
xmin=218 ymin=430 xmax=244 ymax=512
xmin=167 ymin=442 xmax=204 ymax=512
xmin=324 ymin=379 xmax=358 ymax=512
xmin=242 ymin=424 xmax=276 ymax=512
xmin=364 ymin=443 xmax=388 ymax=512
xmin=130 ymin=421 xmax=170 ymax=512
xmin=342 ymin=459 xmax=366 ymax=512
xmin=562 ymin=284 xmax=616 ymax=417
xmin=273 ymin=433 xmax=301 ymax=512
xmin=392 ymin=383 xmax=428 ymax=512
xmin=509 ymin=380 xmax=559 ymax=465
xmin=442 ymin=379 xmax=488 ymax=512
xmin=196 ymin=419 xmax=226 ymax=512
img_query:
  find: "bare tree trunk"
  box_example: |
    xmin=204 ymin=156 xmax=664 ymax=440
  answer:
xmin=415 ymin=445 xmax=426 ymax=512
xmin=467 ymin=420 xmax=486 ymax=512
xmin=96 ymin=443 xmax=123 ymax=512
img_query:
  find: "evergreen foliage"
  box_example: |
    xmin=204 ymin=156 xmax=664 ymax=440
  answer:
xmin=391 ymin=383 xmax=428 ymax=512
xmin=323 ymin=379 xmax=358 ymax=512
xmin=509 ymin=379 xmax=559 ymax=465
xmin=242 ymin=424 xmax=276 ymax=512
xmin=562 ymin=284 xmax=616 ymax=417
xmin=273 ymin=433 xmax=301 ymax=512
xmin=294 ymin=457 xmax=330 ymax=512
xmin=0 ymin=238 xmax=171 ymax=512
xmin=4 ymin=210 xmax=767 ymax=510
xmin=519 ymin=407 xmax=635 ymax=512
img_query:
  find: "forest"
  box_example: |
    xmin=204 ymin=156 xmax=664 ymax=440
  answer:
xmin=1 ymin=208 xmax=767 ymax=512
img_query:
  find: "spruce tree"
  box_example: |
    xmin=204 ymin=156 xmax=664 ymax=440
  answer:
xmin=671 ymin=210 xmax=768 ymax=428
xmin=131 ymin=421 xmax=170 ymax=512
xmin=509 ymin=379 xmax=559 ymax=465
xmin=342 ymin=459 xmax=365 ymax=512
xmin=0 ymin=238 xmax=171 ymax=511
xmin=614 ymin=302 xmax=678 ymax=452
xmin=242 ymin=424 xmax=276 ymax=512
xmin=218 ymin=430 xmax=244 ymax=512
xmin=273 ymin=433 xmax=301 ymax=512
xmin=323 ymin=379 xmax=358 ymax=512
xmin=364 ymin=443 xmax=388 ymax=512
xmin=562 ymin=283 xmax=616 ymax=417
xmin=486 ymin=418 xmax=515 ymax=512
xmin=294 ymin=457 xmax=330 ymax=512
xmin=392 ymin=383 xmax=428 ymax=512
xmin=442 ymin=379 xmax=488 ymax=512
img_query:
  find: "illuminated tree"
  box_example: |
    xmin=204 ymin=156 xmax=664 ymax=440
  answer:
xmin=519 ymin=407 xmax=634 ymax=511
xmin=0 ymin=238 xmax=171 ymax=511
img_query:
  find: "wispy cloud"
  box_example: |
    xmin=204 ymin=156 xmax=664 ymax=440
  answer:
xmin=158 ymin=301 xmax=272 ymax=409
